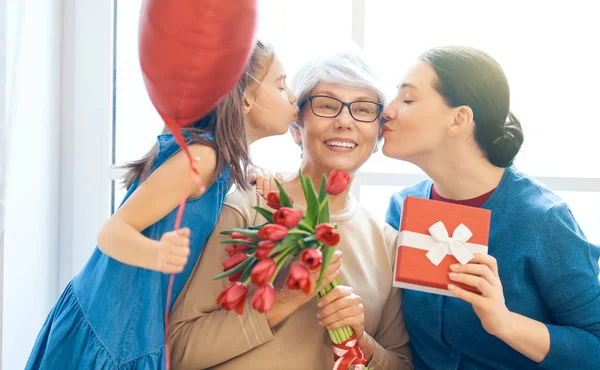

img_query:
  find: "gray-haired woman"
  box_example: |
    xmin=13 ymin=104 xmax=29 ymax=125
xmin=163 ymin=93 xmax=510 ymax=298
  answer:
xmin=168 ymin=51 xmax=413 ymax=370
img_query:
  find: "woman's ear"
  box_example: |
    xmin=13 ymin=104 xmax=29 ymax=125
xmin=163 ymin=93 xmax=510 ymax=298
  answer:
xmin=449 ymin=105 xmax=474 ymax=136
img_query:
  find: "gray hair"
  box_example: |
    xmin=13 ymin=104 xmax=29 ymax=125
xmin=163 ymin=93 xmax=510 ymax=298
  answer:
xmin=290 ymin=51 xmax=386 ymax=128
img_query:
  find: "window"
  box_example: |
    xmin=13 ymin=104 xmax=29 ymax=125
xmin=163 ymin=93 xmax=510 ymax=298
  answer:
xmin=112 ymin=0 xmax=600 ymax=244
xmin=363 ymin=0 xmax=600 ymax=178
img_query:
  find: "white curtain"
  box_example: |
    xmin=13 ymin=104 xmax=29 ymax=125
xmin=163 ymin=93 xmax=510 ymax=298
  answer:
xmin=2 ymin=0 xmax=62 ymax=368
xmin=0 ymin=0 xmax=8 ymax=364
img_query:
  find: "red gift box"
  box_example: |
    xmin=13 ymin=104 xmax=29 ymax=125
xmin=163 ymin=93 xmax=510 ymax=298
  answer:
xmin=393 ymin=196 xmax=491 ymax=296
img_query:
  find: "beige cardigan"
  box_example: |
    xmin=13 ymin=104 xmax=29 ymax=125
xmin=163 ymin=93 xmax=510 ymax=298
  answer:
xmin=169 ymin=189 xmax=413 ymax=370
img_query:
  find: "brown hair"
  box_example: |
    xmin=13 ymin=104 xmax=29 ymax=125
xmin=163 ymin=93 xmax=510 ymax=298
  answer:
xmin=121 ymin=41 xmax=275 ymax=190
xmin=420 ymin=46 xmax=523 ymax=168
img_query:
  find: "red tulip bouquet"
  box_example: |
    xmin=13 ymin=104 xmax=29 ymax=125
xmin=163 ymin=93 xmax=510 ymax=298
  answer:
xmin=214 ymin=169 xmax=369 ymax=369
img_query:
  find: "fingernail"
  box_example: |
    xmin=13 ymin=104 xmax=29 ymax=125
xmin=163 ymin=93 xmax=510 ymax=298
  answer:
xmin=449 ymin=272 xmax=457 ymax=279
xmin=450 ymin=264 xmax=460 ymax=271
xmin=318 ymin=321 xmax=324 ymax=326
xmin=316 ymin=313 xmax=321 ymax=319
xmin=448 ymin=284 xmax=456 ymax=291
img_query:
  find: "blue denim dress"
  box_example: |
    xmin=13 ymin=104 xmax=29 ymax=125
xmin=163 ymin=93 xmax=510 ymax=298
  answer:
xmin=26 ymin=133 xmax=231 ymax=369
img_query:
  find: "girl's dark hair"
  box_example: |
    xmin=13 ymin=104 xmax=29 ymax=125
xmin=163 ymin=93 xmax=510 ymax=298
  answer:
xmin=121 ymin=41 xmax=275 ymax=190
xmin=420 ymin=46 xmax=523 ymax=167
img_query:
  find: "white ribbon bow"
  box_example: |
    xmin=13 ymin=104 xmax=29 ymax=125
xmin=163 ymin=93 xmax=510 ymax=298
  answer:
xmin=425 ymin=221 xmax=475 ymax=266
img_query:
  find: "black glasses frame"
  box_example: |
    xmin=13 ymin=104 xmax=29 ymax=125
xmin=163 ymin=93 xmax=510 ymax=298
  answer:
xmin=300 ymin=95 xmax=384 ymax=123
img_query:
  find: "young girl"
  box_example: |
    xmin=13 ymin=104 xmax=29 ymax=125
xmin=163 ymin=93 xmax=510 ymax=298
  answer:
xmin=26 ymin=40 xmax=298 ymax=370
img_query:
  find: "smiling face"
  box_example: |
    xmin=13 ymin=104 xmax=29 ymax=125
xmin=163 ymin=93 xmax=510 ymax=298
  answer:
xmin=292 ymin=82 xmax=382 ymax=175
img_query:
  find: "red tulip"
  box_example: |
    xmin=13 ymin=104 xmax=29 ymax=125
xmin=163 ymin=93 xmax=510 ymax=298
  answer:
xmin=231 ymin=232 xmax=254 ymax=243
xmin=272 ymin=207 xmax=304 ymax=229
xmin=257 ymin=224 xmax=288 ymax=241
xmin=222 ymin=251 xmax=248 ymax=271
xmin=315 ymin=223 xmax=340 ymax=247
xmin=251 ymin=284 xmax=275 ymax=313
xmin=325 ymin=169 xmax=351 ymax=196
xmin=266 ymin=191 xmax=293 ymax=210
xmin=300 ymin=248 xmax=323 ymax=271
xmin=255 ymin=240 xmax=276 ymax=260
xmin=251 ymin=259 xmax=277 ymax=286
xmin=216 ymin=282 xmax=249 ymax=314
xmin=228 ymin=271 xmax=243 ymax=282
xmin=266 ymin=191 xmax=281 ymax=210
xmin=287 ymin=264 xmax=312 ymax=294
xmin=225 ymin=244 xmax=251 ymax=257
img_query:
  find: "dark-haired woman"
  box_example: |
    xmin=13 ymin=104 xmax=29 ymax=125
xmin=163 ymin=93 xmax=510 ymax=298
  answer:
xmin=383 ymin=46 xmax=600 ymax=369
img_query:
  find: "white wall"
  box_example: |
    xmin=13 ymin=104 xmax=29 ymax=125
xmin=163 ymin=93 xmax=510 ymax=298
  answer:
xmin=3 ymin=0 xmax=62 ymax=368
xmin=2 ymin=0 xmax=113 ymax=367
xmin=1 ymin=0 xmax=8 ymax=365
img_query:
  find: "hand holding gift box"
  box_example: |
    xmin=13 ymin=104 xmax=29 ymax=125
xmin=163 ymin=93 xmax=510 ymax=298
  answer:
xmin=393 ymin=196 xmax=491 ymax=296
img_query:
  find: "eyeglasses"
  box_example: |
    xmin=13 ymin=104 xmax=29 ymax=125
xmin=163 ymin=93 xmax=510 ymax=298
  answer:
xmin=300 ymin=95 xmax=383 ymax=123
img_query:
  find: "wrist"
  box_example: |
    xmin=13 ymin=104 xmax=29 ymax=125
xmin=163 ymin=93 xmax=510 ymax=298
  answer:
xmin=144 ymin=240 xmax=162 ymax=271
xmin=266 ymin=290 xmax=304 ymax=328
xmin=490 ymin=310 xmax=516 ymax=340
xmin=358 ymin=333 xmax=376 ymax=363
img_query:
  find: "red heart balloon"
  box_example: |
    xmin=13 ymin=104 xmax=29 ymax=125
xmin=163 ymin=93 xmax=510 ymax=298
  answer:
xmin=139 ymin=0 xmax=258 ymax=131
xmin=138 ymin=2 xmax=257 ymax=369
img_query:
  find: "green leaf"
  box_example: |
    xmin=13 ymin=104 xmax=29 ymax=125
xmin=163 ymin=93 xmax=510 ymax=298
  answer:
xmin=319 ymin=174 xmax=328 ymax=203
xmin=227 ymin=228 xmax=259 ymax=240
xmin=305 ymin=177 xmax=320 ymax=227
xmin=240 ymin=258 xmax=260 ymax=283
xmin=297 ymin=220 xmax=315 ymax=233
xmin=219 ymin=230 xmax=234 ymax=236
xmin=318 ymin=198 xmax=330 ymax=224
xmin=269 ymin=235 xmax=301 ymax=257
xmin=302 ymin=235 xmax=317 ymax=243
xmin=213 ymin=257 xmax=253 ymax=280
xmin=219 ymin=239 xmax=254 ymax=245
xmin=317 ymin=244 xmax=336 ymax=289
xmin=301 ymin=235 xmax=318 ymax=250
xmin=299 ymin=170 xmax=310 ymax=203
xmin=248 ymin=222 xmax=268 ymax=231
xmin=287 ymin=229 xmax=312 ymax=237
xmin=252 ymin=206 xmax=274 ymax=222
xmin=274 ymin=179 xmax=293 ymax=208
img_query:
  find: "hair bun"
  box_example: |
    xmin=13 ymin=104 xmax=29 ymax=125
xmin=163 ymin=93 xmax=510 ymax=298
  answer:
xmin=487 ymin=112 xmax=524 ymax=168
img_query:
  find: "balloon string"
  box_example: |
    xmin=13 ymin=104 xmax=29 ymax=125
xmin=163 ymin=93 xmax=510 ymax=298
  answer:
xmin=164 ymin=128 xmax=205 ymax=370
xmin=172 ymin=128 xmax=206 ymax=192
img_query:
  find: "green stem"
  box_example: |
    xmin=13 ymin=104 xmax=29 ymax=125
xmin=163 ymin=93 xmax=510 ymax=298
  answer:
xmin=270 ymin=254 xmax=292 ymax=284
xmin=332 ymin=327 xmax=341 ymax=344
xmin=297 ymin=220 xmax=315 ymax=233
xmin=287 ymin=229 xmax=312 ymax=237
xmin=344 ymin=326 xmax=353 ymax=339
xmin=336 ymin=328 xmax=346 ymax=343
xmin=274 ymin=244 xmax=297 ymax=263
